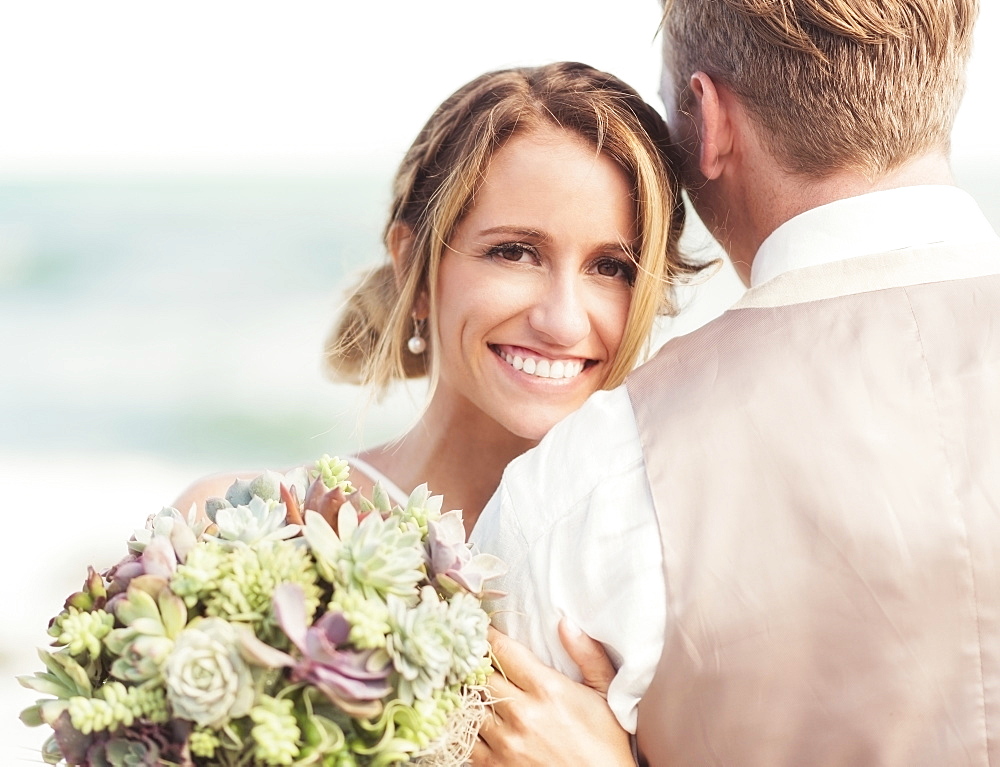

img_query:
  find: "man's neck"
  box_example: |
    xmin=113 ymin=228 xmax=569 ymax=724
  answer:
xmin=727 ymin=152 xmax=957 ymax=284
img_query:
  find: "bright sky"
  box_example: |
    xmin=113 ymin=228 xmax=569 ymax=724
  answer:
xmin=1 ymin=0 xmax=997 ymax=174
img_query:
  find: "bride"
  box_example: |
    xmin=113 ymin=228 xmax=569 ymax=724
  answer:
xmin=173 ymin=61 xmax=708 ymax=766
xmin=174 ymin=61 xmax=706 ymax=536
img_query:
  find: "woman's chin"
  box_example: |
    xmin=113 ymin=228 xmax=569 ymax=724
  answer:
xmin=499 ymin=407 xmax=581 ymax=444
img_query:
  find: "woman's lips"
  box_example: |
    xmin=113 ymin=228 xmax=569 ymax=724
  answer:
xmin=490 ymin=345 xmax=590 ymax=380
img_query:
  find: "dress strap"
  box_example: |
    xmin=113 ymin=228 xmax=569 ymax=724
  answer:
xmin=345 ymin=456 xmax=410 ymax=508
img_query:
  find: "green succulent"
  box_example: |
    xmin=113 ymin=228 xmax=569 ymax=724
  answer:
xmin=249 ymin=695 xmax=301 ymax=765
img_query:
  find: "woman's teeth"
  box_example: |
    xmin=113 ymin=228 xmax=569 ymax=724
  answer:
xmin=502 ymin=352 xmax=584 ymax=379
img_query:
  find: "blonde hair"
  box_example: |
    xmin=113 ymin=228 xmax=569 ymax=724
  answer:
xmin=661 ymin=0 xmax=979 ymax=176
xmin=327 ymin=61 xmax=707 ymax=397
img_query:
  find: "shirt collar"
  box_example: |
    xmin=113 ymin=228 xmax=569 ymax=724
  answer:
xmin=750 ymin=185 xmax=999 ymax=287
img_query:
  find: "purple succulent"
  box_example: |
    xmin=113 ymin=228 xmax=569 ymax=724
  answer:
xmin=46 ymin=712 xmax=191 ymax=766
xmin=301 ymin=477 xmax=351 ymax=527
xmin=48 ymin=710 xmax=93 ymax=766
xmin=86 ymin=720 xmax=193 ymax=767
xmin=61 ymin=566 xmax=108 ymax=615
xmin=103 ymin=536 xmax=178 ymax=612
xmin=426 ymin=511 xmax=506 ymax=598
xmin=239 ymin=583 xmax=391 ymax=718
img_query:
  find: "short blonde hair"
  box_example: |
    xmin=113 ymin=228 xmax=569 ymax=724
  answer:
xmin=326 ymin=61 xmax=707 ymax=397
xmin=661 ymin=0 xmax=979 ymax=176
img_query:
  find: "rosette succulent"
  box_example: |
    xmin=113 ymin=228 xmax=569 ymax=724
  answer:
xmin=304 ymin=507 xmax=426 ymax=600
xmin=207 ymin=459 xmax=354 ymax=531
xmin=105 ymin=583 xmax=187 ymax=683
xmin=384 ymin=483 xmax=443 ymax=536
xmin=163 ymin=617 xmax=254 ymax=728
xmin=212 ymin=495 xmax=300 ymax=547
xmin=385 ymin=586 xmax=454 ymax=704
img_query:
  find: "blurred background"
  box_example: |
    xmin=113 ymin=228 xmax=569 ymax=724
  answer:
xmin=3 ymin=1 xmax=998 ymax=761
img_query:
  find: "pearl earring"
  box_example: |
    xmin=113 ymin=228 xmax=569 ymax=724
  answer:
xmin=407 ymin=317 xmax=427 ymax=355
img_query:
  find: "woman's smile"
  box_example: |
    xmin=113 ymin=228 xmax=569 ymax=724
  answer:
xmin=490 ymin=344 xmax=590 ymax=381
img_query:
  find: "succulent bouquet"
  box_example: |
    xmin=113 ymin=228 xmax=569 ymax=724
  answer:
xmin=19 ymin=456 xmax=505 ymax=767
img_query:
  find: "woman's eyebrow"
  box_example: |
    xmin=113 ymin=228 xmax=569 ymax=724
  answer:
xmin=476 ymin=225 xmax=547 ymax=239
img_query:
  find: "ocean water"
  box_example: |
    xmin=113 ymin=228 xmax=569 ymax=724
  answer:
xmin=0 ymin=174 xmax=422 ymax=468
xmin=3 ymin=166 xmax=997 ymax=761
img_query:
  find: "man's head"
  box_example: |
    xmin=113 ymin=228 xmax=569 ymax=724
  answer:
xmin=660 ymin=0 xmax=978 ymax=178
xmin=659 ymin=0 xmax=979 ymax=278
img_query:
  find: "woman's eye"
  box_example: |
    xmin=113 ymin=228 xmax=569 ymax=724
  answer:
xmin=488 ymin=242 xmax=536 ymax=263
xmin=595 ymin=257 xmax=637 ymax=284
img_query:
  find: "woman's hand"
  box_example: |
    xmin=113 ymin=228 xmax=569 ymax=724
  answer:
xmin=471 ymin=621 xmax=635 ymax=766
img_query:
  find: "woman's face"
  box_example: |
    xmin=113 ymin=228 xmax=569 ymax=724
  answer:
xmin=433 ymin=124 xmax=638 ymax=442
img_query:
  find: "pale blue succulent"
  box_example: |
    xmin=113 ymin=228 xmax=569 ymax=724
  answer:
xmin=208 ymin=468 xmax=312 ymax=520
xmin=248 ymin=470 xmax=285 ymax=503
xmin=385 ymin=587 xmax=454 ymax=704
xmin=443 ymin=592 xmax=491 ymax=685
xmin=222 ymin=477 xmax=254 ymax=507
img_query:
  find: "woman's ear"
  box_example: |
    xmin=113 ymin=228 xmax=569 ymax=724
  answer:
xmin=411 ymin=291 xmax=429 ymax=321
xmin=688 ymin=71 xmax=734 ymax=181
xmin=388 ymin=222 xmax=429 ymax=320
xmin=387 ymin=222 xmax=415 ymax=287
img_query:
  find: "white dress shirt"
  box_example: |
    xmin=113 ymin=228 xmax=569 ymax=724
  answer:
xmin=469 ymin=185 xmax=1000 ymax=732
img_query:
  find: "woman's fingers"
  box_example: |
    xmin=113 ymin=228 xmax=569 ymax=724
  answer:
xmin=558 ymin=617 xmax=616 ymax=698
xmin=487 ymin=625 xmax=549 ymax=692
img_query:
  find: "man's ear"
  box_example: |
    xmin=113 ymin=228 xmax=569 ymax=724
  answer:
xmin=688 ymin=71 xmax=734 ymax=181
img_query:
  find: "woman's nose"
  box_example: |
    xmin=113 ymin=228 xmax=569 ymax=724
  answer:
xmin=526 ymin=274 xmax=591 ymax=347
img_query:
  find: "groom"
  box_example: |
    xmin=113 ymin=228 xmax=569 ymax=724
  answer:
xmin=472 ymin=0 xmax=1000 ymax=764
